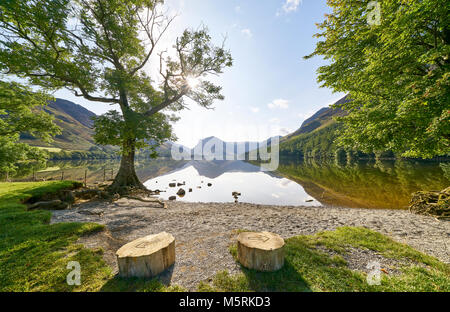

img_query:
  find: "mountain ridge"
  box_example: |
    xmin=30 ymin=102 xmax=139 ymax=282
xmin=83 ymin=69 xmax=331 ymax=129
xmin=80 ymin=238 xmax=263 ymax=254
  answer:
xmin=20 ymin=98 xmax=97 ymax=151
xmin=279 ymin=95 xmax=350 ymax=159
xmin=284 ymin=95 xmax=349 ymax=141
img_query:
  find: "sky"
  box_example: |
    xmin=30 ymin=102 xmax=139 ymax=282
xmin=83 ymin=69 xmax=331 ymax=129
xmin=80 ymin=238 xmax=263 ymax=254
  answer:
xmin=55 ymin=0 xmax=346 ymax=148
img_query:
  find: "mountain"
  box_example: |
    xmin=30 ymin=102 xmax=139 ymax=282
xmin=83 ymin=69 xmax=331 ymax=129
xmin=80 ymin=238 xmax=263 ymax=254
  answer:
xmin=283 ymin=95 xmax=349 ymax=141
xmin=48 ymin=99 xmax=96 ymax=128
xmin=19 ymin=98 xmax=181 ymax=157
xmin=20 ymin=98 xmax=97 ymax=151
xmin=279 ymin=95 xmax=350 ymax=159
xmin=190 ymin=136 xmax=281 ymax=160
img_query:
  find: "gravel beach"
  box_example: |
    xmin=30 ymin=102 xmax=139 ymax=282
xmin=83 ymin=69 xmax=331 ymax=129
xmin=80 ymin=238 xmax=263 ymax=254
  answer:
xmin=51 ymin=199 xmax=450 ymax=290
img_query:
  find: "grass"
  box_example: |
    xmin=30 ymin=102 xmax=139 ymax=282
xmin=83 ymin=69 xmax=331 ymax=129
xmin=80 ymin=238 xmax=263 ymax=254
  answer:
xmin=36 ymin=147 xmax=63 ymax=153
xmin=1 ymin=182 xmax=448 ymax=292
xmin=199 ymin=227 xmax=450 ymax=292
xmin=0 ymin=182 xmax=181 ymax=292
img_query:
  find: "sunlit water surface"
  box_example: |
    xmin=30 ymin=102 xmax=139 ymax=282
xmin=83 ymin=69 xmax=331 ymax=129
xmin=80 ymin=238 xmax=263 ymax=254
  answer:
xmin=144 ymin=163 xmax=321 ymax=206
xmin=14 ymin=158 xmax=449 ymax=209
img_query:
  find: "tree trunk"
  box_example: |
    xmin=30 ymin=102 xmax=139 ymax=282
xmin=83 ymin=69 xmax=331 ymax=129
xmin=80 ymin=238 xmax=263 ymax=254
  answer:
xmin=108 ymin=138 xmax=147 ymax=195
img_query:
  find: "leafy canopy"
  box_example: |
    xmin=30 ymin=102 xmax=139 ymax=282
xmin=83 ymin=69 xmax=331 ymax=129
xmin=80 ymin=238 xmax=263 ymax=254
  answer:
xmin=0 ymin=0 xmax=232 ymax=154
xmin=0 ymin=80 xmax=60 ymax=174
xmin=307 ymin=0 xmax=449 ymax=158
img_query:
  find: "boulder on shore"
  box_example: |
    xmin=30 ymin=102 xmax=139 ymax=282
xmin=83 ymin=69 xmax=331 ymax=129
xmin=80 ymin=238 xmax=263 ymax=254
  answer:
xmin=409 ymin=187 xmax=450 ymax=217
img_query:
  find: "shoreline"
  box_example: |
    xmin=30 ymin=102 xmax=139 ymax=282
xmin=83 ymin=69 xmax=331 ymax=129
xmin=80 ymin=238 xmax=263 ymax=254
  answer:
xmin=51 ymin=199 xmax=450 ymax=290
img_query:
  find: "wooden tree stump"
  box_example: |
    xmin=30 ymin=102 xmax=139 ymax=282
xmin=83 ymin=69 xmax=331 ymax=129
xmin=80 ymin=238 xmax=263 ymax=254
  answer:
xmin=116 ymin=232 xmax=175 ymax=278
xmin=237 ymin=231 xmax=285 ymax=272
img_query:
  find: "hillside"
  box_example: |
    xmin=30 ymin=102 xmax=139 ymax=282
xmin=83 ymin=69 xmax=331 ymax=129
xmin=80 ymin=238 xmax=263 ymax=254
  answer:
xmin=19 ymin=98 xmax=186 ymax=158
xmin=20 ymin=98 xmax=97 ymax=151
xmin=283 ymin=95 xmax=349 ymax=142
xmin=279 ymin=96 xmax=349 ymax=159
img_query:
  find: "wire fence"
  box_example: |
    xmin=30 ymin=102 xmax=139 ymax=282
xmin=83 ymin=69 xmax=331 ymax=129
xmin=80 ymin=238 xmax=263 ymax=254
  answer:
xmin=5 ymin=165 xmax=120 ymax=187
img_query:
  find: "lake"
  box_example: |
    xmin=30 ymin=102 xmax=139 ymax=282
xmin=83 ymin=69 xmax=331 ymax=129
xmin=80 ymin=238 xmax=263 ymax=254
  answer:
xmin=12 ymin=158 xmax=450 ymax=209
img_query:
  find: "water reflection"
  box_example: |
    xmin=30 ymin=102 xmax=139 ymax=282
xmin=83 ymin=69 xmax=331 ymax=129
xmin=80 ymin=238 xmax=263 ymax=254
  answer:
xmin=144 ymin=160 xmax=321 ymax=206
xmin=11 ymin=157 xmax=449 ymax=209
xmin=276 ymin=158 xmax=449 ymax=209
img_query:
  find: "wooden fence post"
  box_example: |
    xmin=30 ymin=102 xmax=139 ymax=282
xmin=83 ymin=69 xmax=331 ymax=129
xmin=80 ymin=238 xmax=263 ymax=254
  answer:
xmin=84 ymin=169 xmax=87 ymax=187
xmin=103 ymin=167 xmax=106 ymax=182
xmin=61 ymin=170 xmax=64 ymax=181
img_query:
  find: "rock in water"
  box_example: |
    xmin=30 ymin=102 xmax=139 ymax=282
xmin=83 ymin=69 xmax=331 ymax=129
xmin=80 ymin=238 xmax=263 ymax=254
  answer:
xmin=177 ymin=188 xmax=186 ymax=196
xmin=169 ymin=196 xmax=176 ymax=201
xmin=237 ymin=231 xmax=285 ymax=272
xmin=116 ymin=232 xmax=175 ymax=278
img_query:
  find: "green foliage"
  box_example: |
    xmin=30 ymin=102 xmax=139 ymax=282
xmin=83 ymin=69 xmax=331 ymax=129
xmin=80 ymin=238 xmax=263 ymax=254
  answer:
xmin=49 ymin=149 xmax=119 ymax=161
xmin=307 ymin=0 xmax=450 ymax=158
xmin=280 ymin=122 xmax=347 ymax=159
xmin=0 ymin=0 xmax=232 ymax=165
xmin=200 ymin=227 xmax=450 ymax=292
xmin=92 ymin=110 xmax=174 ymax=156
xmin=0 ymin=81 xmax=60 ymax=175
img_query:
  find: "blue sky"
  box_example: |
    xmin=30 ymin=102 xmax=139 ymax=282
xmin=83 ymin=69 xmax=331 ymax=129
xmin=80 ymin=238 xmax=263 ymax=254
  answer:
xmin=55 ymin=0 xmax=345 ymax=148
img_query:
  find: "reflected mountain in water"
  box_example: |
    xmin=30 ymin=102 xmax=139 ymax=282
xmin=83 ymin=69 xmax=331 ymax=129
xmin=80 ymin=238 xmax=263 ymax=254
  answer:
xmin=144 ymin=160 xmax=320 ymax=206
xmin=13 ymin=156 xmax=449 ymax=209
xmin=172 ymin=160 xmax=282 ymax=179
xmin=277 ymin=158 xmax=449 ymax=209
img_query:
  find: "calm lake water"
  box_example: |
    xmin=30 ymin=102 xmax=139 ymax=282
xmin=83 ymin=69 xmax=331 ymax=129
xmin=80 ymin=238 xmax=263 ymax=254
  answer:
xmin=13 ymin=158 xmax=450 ymax=209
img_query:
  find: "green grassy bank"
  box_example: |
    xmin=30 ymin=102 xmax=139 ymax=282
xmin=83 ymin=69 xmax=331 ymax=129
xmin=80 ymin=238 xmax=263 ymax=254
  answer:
xmin=0 ymin=182 xmax=181 ymax=292
xmin=200 ymin=228 xmax=450 ymax=292
xmin=1 ymin=182 xmax=448 ymax=292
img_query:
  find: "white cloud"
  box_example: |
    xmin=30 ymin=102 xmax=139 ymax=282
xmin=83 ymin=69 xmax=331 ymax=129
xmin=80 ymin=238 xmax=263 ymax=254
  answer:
xmin=268 ymin=99 xmax=289 ymax=109
xmin=235 ymin=6 xmax=242 ymax=14
xmin=241 ymin=28 xmax=253 ymax=38
xmin=277 ymin=0 xmax=302 ymax=16
xmin=250 ymin=107 xmax=260 ymax=113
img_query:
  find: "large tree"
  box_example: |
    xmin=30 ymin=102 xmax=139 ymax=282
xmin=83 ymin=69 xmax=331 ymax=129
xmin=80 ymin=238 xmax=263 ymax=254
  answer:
xmin=0 ymin=80 xmax=60 ymax=177
xmin=0 ymin=0 xmax=232 ymax=194
xmin=307 ymin=0 xmax=449 ymax=158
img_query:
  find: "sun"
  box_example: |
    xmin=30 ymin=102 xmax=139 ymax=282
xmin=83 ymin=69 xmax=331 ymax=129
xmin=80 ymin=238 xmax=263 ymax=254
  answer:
xmin=186 ymin=76 xmax=201 ymax=89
